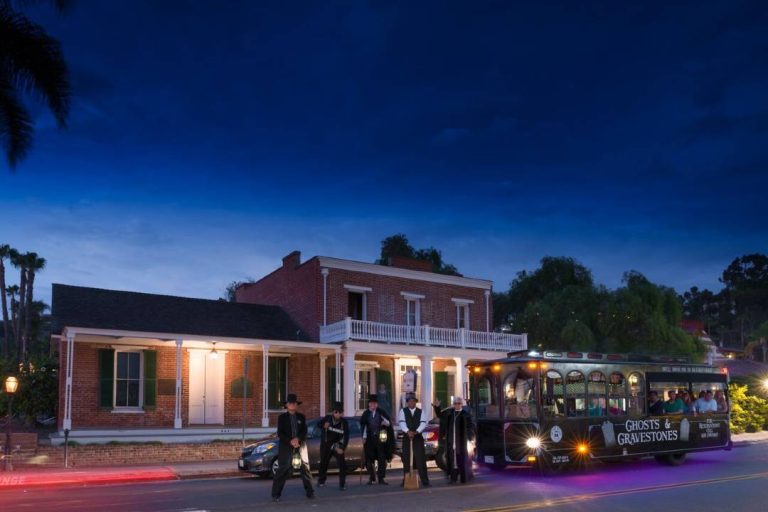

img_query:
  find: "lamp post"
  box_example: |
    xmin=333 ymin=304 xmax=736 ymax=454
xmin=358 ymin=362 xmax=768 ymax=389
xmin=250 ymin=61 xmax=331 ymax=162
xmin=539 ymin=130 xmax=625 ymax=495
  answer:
xmin=4 ymin=376 xmax=19 ymax=472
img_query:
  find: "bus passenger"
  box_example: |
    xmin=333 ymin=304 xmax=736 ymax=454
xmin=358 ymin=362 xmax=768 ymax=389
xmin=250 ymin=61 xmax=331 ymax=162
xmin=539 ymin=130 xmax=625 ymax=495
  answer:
xmin=679 ymin=390 xmax=692 ymax=414
xmin=648 ymin=391 xmax=664 ymax=415
xmin=715 ymin=390 xmax=728 ymax=413
xmin=663 ymin=390 xmax=684 ymax=415
xmin=693 ymin=390 xmax=718 ymax=414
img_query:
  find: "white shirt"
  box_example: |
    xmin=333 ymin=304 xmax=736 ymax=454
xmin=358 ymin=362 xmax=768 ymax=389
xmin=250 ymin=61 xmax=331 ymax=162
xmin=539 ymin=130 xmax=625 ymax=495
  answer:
xmin=397 ymin=407 xmax=427 ymax=434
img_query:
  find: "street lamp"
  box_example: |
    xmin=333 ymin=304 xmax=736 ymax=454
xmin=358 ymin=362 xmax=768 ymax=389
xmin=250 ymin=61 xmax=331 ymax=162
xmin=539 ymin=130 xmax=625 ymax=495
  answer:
xmin=4 ymin=376 xmax=18 ymax=472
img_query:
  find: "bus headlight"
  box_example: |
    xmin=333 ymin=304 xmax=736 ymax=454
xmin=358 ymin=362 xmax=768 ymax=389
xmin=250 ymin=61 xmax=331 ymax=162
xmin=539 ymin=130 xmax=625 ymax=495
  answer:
xmin=525 ymin=437 xmax=541 ymax=449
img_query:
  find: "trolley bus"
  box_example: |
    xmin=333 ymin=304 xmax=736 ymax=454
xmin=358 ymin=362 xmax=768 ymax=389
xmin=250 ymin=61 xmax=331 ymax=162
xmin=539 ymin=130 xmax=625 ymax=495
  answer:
xmin=469 ymin=350 xmax=731 ymax=471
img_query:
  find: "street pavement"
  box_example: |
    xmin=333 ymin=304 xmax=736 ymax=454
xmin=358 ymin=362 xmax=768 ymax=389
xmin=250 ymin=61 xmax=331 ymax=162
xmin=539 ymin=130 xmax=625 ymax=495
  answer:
xmin=1 ymin=431 xmax=765 ymax=491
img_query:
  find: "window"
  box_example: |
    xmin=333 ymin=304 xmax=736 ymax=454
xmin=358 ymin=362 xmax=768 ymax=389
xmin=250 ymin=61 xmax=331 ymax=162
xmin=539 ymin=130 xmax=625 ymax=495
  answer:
xmin=608 ymin=372 xmax=627 ymax=416
xmin=456 ymin=304 xmax=470 ymax=329
xmin=566 ymin=370 xmax=586 ymax=417
xmin=503 ymin=367 xmax=536 ymax=419
xmin=268 ymin=357 xmax=288 ymax=409
xmin=116 ymin=351 xmax=142 ymax=407
xmin=628 ymin=372 xmax=645 ymax=415
xmin=587 ymin=371 xmax=606 ymax=417
xmin=406 ymin=299 xmax=420 ymax=327
xmin=98 ymin=348 xmax=156 ymax=409
xmin=348 ymin=292 xmax=366 ymax=320
xmin=543 ymin=370 xmax=565 ymax=417
xmin=476 ymin=376 xmax=498 ymax=419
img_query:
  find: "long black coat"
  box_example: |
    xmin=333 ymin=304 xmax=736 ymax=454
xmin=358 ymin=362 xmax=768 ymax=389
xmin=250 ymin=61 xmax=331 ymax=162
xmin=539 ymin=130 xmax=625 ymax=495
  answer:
xmin=359 ymin=408 xmax=395 ymax=460
xmin=276 ymin=411 xmax=308 ymax=448
xmin=439 ymin=408 xmax=474 ymax=462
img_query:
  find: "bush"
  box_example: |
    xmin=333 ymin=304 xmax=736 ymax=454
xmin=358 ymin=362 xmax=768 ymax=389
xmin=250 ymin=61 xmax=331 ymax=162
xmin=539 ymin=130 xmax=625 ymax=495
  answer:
xmin=0 ymin=356 xmax=59 ymax=423
xmin=729 ymin=383 xmax=768 ymax=434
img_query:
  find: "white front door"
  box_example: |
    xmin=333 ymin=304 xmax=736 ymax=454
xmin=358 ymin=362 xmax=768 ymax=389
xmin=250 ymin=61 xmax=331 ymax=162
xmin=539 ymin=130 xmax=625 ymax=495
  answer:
xmin=188 ymin=349 xmax=225 ymax=425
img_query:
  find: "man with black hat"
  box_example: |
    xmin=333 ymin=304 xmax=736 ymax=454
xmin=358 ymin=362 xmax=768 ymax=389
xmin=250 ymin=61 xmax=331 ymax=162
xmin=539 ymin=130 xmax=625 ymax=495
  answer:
xmin=398 ymin=392 xmax=430 ymax=487
xmin=359 ymin=393 xmax=393 ymax=485
xmin=271 ymin=394 xmax=315 ymax=502
xmin=318 ymin=402 xmax=349 ymax=490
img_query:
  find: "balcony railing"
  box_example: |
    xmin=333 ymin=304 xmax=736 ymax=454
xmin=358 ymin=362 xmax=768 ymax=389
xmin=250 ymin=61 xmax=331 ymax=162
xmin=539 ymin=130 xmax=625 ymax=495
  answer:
xmin=319 ymin=318 xmax=527 ymax=352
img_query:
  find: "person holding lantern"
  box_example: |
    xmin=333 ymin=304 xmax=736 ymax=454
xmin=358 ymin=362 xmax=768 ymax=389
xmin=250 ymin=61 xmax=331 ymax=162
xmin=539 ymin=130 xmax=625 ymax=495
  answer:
xmin=318 ymin=401 xmax=350 ymax=490
xmin=271 ymin=394 xmax=315 ymax=502
xmin=360 ymin=393 xmax=394 ymax=485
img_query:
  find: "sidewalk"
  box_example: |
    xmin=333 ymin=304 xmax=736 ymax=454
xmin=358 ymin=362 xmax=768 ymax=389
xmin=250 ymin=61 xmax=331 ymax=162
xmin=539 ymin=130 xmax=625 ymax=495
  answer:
xmin=1 ymin=432 xmax=766 ymax=491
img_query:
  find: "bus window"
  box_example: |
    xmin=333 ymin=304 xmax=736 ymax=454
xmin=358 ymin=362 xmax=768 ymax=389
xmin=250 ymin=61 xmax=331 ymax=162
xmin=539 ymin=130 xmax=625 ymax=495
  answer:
xmin=628 ymin=372 xmax=645 ymax=415
xmin=608 ymin=372 xmax=627 ymax=416
xmin=543 ymin=370 xmax=565 ymax=417
xmin=691 ymin=381 xmax=728 ymax=413
xmin=566 ymin=370 xmax=586 ymax=417
xmin=503 ymin=368 xmax=536 ymax=419
xmin=649 ymin=381 xmax=689 ymax=414
xmin=477 ymin=376 xmax=499 ymax=419
xmin=588 ymin=371 xmax=607 ymax=417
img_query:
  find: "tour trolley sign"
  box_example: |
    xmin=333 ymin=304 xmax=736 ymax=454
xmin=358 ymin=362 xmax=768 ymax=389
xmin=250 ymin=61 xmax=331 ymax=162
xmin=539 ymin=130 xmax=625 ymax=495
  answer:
xmin=588 ymin=417 xmax=726 ymax=452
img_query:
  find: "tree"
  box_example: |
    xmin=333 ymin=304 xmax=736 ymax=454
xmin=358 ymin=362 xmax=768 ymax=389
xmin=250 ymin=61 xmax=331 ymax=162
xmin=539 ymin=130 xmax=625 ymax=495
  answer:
xmin=0 ymin=244 xmax=11 ymax=358
xmin=0 ymin=0 xmax=71 ymax=168
xmin=22 ymin=252 xmax=45 ymax=362
xmin=375 ymin=234 xmax=461 ymax=276
xmin=221 ymin=278 xmax=256 ymax=302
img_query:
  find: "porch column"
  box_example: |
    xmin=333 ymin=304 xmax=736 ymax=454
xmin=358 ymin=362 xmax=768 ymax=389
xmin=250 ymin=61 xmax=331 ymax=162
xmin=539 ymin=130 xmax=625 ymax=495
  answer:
xmin=262 ymin=344 xmax=270 ymax=427
xmin=343 ymin=347 xmax=356 ymax=417
xmin=335 ymin=349 xmax=341 ymax=401
xmin=454 ymin=356 xmax=468 ymax=401
xmin=419 ymin=354 xmax=433 ymax=421
xmin=319 ymin=355 xmax=327 ymax=414
xmin=484 ymin=290 xmax=491 ymax=332
xmin=62 ymin=331 xmax=75 ymax=430
xmin=174 ymin=338 xmax=183 ymax=428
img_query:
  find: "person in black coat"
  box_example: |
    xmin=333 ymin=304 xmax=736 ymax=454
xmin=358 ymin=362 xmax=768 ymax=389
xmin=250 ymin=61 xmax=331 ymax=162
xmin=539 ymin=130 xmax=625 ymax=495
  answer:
xmin=318 ymin=402 xmax=350 ymax=490
xmin=359 ymin=394 xmax=394 ymax=485
xmin=271 ymin=394 xmax=315 ymax=502
xmin=438 ymin=396 xmax=475 ymax=483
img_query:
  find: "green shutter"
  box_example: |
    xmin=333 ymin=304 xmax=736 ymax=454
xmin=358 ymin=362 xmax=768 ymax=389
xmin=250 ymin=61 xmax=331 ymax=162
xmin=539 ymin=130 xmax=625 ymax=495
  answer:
xmin=143 ymin=350 xmax=157 ymax=408
xmin=98 ymin=349 xmax=115 ymax=408
xmin=434 ymin=371 xmax=448 ymax=408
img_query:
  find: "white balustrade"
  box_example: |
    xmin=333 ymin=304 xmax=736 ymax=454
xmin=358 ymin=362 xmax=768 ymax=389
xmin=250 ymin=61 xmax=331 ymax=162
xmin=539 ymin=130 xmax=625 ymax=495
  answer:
xmin=319 ymin=318 xmax=527 ymax=352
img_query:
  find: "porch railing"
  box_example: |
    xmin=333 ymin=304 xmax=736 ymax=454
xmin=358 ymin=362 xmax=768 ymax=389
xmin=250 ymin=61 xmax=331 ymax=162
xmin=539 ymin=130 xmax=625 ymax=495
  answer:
xmin=319 ymin=318 xmax=527 ymax=352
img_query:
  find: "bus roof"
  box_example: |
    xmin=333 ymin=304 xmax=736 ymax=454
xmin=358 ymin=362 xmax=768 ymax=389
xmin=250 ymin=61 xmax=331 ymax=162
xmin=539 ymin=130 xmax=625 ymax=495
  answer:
xmin=473 ymin=350 xmax=715 ymax=368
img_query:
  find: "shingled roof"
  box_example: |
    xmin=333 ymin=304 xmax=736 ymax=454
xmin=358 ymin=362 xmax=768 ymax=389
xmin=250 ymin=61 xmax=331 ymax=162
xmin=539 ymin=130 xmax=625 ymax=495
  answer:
xmin=51 ymin=284 xmax=311 ymax=342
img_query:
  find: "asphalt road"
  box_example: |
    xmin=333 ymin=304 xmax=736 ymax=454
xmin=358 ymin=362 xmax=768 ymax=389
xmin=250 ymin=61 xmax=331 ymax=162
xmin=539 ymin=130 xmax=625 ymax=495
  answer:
xmin=2 ymin=444 xmax=768 ymax=512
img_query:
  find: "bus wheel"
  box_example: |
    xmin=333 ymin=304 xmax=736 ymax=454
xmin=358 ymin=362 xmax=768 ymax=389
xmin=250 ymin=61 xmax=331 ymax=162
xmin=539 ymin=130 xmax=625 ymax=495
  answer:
xmin=655 ymin=453 xmax=687 ymax=466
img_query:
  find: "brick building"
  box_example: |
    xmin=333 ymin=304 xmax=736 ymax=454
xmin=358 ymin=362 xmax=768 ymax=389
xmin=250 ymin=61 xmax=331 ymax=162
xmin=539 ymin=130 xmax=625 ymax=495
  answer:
xmin=51 ymin=252 xmax=527 ymax=443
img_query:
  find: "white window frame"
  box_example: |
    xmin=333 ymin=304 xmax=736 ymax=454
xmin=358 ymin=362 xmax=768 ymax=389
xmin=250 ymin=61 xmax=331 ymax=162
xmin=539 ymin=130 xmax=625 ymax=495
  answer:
xmin=401 ymin=292 xmax=424 ymax=327
xmin=114 ymin=349 xmax=144 ymax=410
xmin=345 ymin=285 xmax=371 ymax=321
xmin=452 ymin=298 xmax=473 ymax=330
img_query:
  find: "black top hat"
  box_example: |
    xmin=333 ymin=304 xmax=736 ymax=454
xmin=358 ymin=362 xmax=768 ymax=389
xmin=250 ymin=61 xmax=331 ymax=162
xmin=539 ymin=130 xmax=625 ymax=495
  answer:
xmin=405 ymin=392 xmax=417 ymax=402
xmin=331 ymin=401 xmax=344 ymax=412
xmin=367 ymin=394 xmax=378 ymax=402
xmin=282 ymin=393 xmax=302 ymax=405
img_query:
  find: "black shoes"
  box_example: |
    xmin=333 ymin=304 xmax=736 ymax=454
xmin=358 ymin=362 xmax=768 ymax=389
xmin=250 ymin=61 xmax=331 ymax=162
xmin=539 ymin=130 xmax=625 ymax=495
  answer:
xmin=272 ymin=496 xmax=280 ymax=502
xmin=340 ymin=485 xmax=346 ymax=491
xmin=367 ymin=479 xmax=376 ymax=485
xmin=318 ymin=482 xmax=325 ymax=487
xmin=306 ymin=492 xmax=316 ymax=499
xmin=379 ymin=480 xmax=388 ymax=485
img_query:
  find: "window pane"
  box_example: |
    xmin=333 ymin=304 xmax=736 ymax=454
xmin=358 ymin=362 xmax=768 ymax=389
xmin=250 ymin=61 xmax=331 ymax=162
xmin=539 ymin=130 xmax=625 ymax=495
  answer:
xmin=268 ymin=357 xmax=287 ymax=409
xmin=117 ymin=353 xmax=128 ymax=379
xmin=116 ymin=380 xmax=127 ymax=407
xmin=128 ymin=353 xmax=141 ymax=379
xmin=128 ymin=381 xmax=140 ymax=407
xmin=566 ymin=371 xmax=586 ymax=417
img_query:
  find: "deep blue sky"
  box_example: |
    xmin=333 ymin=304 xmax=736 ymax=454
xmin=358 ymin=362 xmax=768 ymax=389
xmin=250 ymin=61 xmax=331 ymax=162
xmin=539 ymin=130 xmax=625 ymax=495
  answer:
xmin=2 ymin=0 xmax=766 ymax=306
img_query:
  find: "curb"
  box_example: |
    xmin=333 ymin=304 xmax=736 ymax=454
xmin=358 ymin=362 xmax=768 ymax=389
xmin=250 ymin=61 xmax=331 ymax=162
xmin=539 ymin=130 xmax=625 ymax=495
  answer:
xmin=0 ymin=468 xmax=178 ymax=491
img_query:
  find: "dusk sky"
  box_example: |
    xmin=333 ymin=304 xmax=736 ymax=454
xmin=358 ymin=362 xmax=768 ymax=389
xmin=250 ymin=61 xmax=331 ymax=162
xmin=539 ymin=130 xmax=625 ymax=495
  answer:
xmin=2 ymin=0 xmax=766 ymax=307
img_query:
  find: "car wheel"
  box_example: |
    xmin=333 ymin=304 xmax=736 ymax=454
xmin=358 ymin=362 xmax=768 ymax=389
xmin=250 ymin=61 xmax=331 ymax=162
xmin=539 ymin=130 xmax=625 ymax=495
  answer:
xmin=655 ymin=453 xmax=687 ymax=466
xmin=271 ymin=458 xmax=280 ymax=477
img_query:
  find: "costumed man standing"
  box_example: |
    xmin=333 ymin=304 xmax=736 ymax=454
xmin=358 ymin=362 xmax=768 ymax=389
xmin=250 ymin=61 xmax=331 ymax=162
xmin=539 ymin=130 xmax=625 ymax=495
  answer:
xmin=398 ymin=392 xmax=430 ymax=487
xmin=271 ymin=394 xmax=315 ymax=502
xmin=317 ymin=401 xmax=349 ymax=490
xmin=440 ymin=396 xmax=474 ymax=484
xmin=359 ymin=393 xmax=394 ymax=485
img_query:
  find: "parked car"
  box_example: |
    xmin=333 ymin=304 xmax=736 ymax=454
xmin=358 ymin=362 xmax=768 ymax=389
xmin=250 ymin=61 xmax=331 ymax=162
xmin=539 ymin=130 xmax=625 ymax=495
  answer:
xmin=239 ymin=416 xmax=365 ymax=478
xmin=394 ymin=419 xmax=441 ymax=464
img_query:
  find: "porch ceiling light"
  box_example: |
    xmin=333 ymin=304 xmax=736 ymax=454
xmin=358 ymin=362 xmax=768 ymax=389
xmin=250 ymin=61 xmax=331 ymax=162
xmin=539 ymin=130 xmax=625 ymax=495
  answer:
xmin=210 ymin=342 xmax=219 ymax=360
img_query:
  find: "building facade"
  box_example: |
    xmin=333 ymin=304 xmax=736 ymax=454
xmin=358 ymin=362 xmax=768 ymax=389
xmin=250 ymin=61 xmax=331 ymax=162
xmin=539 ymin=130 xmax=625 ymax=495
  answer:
xmin=52 ymin=252 xmax=526 ymax=443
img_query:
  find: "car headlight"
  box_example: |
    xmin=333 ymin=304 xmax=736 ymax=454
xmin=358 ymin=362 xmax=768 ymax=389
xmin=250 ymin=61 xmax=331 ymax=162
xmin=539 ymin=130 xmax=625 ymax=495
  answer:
xmin=525 ymin=437 xmax=541 ymax=449
xmin=255 ymin=443 xmax=276 ymax=454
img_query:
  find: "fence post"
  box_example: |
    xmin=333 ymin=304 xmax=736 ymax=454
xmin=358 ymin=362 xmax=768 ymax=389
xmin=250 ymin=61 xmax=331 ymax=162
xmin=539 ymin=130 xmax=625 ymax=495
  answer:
xmin=460 ymin=328 xmax=466 ymax=349
xmin=345 ymin=317 xmax=352 ymax=341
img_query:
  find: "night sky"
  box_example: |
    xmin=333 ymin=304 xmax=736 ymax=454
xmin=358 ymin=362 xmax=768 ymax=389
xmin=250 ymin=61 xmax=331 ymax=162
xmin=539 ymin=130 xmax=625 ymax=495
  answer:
xmin=2 ymin=0 xmax=766 ymax=306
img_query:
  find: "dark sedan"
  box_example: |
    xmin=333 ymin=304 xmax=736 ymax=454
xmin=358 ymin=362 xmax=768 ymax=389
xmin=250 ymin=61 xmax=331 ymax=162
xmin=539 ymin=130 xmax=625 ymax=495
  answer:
xmin=239 ymin=417 xmax=365 ymax=478
xmin=394 ymin=420 xmax=441 ymax=463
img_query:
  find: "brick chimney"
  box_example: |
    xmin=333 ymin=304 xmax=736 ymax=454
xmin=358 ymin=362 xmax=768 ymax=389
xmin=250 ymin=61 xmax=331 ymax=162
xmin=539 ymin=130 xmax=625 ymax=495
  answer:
xmin=388 ymin=255 xmax=433 ymax=273
xmin=282 ymin=251 xmax=301 ymax=269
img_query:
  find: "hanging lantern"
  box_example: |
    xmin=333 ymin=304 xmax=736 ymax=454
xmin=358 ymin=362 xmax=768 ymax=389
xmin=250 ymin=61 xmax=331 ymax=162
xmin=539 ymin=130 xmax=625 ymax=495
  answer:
xmin=378 ymin=429 xmax=388 ymax=443
xmin=291 ymin=449 xmax=302 ymax=470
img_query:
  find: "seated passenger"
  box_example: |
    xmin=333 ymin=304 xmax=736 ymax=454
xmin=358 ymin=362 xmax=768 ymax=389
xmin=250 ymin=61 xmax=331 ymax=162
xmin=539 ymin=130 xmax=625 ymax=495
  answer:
xmin=588 ymin=398 xmax=604 ymax=417
xmin=679 ymin=390 xmax=692 ymax=414
xmin=693 ymin=390 xmax=718 ymax=414
xmin=714 ymin=390 xmax=728 ymax=413
xmin=648 ymin=391 xmax=664 ymax=415
xmin=663 ymin=390 xmax=684 ymax=415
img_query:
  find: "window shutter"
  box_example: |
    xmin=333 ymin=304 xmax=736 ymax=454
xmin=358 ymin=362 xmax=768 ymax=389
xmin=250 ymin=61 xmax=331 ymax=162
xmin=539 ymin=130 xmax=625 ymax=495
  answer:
xmin=98 ymin=349 xmax=115 ymax=407
xmin=143 ymin=350 xmax=157 ymax=408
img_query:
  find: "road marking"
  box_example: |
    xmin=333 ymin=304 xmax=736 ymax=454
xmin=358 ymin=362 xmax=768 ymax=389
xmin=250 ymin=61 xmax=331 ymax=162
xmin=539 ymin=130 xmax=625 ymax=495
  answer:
xmin=463 ymin=471 xmax=768 ymax=512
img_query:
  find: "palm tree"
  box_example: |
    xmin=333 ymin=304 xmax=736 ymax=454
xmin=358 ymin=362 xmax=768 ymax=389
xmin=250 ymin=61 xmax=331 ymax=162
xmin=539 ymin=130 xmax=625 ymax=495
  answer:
xmin=9 ymin=249 xmax=25 ymax=360
xmin=0 ymin=0 xmax=71 ymax=168
xmin=0 ymin=244 xmax=12 ymax=357
xmin=22 ymin=252 xmax=45 ymax=362
xmin=6 ymin=284 xmax=20 ymax=354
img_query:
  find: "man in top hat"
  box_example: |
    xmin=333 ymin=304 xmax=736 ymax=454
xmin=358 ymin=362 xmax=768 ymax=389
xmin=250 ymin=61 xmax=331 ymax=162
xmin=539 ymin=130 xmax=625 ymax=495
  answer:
xmin=271 ymin=394 xmax=315 ymax=502
xmin=318 ymin=401 xmax=349 ymax=490
xmin=398 ymin=392 xmax=430 ymax=487
xmin=359 ymin=393 xmax=393 ymax=485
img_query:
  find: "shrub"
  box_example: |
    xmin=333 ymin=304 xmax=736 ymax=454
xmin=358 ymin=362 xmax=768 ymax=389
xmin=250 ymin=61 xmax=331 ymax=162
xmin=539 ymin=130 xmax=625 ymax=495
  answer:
xmin=729 ymin=383 xmax=768 ymax=434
